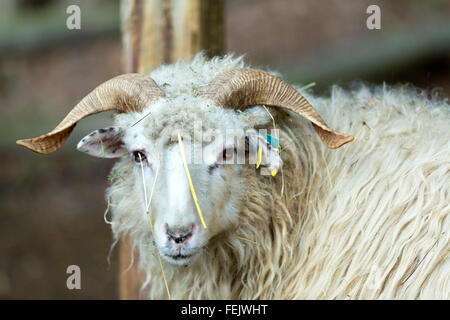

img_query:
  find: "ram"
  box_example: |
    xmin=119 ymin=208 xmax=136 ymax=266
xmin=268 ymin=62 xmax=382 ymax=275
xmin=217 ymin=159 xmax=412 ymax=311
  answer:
xmin=17 ymin=54 xmax=449 ymax=299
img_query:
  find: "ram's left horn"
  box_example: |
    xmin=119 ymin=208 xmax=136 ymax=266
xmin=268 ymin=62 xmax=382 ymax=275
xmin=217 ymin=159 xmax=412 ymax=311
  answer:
xmin=201 ymin=68 xmax=353 ymax=149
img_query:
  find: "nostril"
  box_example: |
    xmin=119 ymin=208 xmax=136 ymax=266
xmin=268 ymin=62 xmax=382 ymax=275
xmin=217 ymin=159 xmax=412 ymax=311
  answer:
xmin=166 ymin=224 xmax=194 ymax=244
xmin=173 ymin=234 xmax=188 ymax=244
xmin=168 ymin=231 xmax=192 ymax=244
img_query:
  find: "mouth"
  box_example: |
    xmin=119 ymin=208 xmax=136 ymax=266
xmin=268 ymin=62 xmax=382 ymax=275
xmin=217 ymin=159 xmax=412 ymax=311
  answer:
xmin=167 ymin=253 xmax=193 ymax=260
xmin=161 ymin=252 xmax=195 ymax=265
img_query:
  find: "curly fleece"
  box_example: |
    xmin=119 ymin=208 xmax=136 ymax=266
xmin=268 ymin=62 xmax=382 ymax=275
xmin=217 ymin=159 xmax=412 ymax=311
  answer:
xmin=106 ymin=53 xmax=449 ymax=299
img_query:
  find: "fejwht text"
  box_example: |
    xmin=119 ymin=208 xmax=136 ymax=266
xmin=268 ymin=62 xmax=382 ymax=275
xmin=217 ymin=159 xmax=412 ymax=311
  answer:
xmin=181 ymin=304 xmax=268 ymax=317
xmin=226 ymin=304 xmax=268 ymax=316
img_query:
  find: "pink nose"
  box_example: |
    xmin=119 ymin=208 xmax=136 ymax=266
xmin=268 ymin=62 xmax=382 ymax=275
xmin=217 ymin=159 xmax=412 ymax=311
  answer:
xmin=165 ymin=224 xmax=194 ymax=245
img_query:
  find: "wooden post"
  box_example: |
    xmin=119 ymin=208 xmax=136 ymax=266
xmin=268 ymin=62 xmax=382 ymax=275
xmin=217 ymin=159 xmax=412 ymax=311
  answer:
xmin=119 ymin=0 xmax=224 ymax=299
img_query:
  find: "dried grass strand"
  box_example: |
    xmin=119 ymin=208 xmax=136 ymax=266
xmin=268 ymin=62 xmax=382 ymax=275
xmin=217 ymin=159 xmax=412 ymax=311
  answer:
xmin=138 ymin=153 xmax=171 ymax=299
xmin=177 ymin=131 xmax=207 ymax=229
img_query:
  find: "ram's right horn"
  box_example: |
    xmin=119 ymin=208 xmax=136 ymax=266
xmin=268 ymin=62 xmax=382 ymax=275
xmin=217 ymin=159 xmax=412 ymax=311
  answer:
xmin=16 ymin=74 xmax=166 ymax=154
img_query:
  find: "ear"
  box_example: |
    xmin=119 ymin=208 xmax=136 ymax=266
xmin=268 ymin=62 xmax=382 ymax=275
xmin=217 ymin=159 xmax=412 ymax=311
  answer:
xmin=246 ymin=129 xmax=282 ymax=176
xmin=77 ymin=126 xmax=127 ymax=158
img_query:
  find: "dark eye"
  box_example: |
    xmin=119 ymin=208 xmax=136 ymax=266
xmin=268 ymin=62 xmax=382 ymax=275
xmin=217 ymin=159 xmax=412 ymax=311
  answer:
xmin=222 ymin=147 xmax=236 ymax=162
xmin=208 ymin=163 xmax=219 ymax=174
xmin=209 ymin=147 xmax=236 ymax=174
xmin=132 ymin=150 xmax=147 ymax=163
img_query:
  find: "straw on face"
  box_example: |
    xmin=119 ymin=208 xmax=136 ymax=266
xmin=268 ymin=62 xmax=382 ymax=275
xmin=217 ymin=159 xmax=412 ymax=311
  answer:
xmin=262 ymin=104 xmax=285 ymax=195
xmin=256 ymin=147 xmax=262 ymax=169
xmin=138 ymin=153 xmax=171 ymax=299
xmin=177 ymin=132 xmax=207 ymax=229
xmin=236 ymin=236 xmax=258 ymax=245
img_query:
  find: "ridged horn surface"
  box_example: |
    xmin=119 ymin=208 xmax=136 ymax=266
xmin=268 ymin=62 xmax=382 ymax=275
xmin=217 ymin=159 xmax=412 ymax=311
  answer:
xmin=16 ymin=74 xmax=165 ymax=154
xmin=201 ymin=68 xmax=354 ymax=149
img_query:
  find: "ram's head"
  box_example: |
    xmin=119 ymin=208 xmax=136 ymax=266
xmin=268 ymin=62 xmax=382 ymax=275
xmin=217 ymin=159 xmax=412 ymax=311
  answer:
xmin=17 ymin=69 xmax=353 ymax=266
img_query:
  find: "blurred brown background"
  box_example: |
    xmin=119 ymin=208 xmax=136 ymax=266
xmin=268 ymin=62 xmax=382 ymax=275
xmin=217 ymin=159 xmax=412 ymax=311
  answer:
xmin=1 ymin=0 xmax=449 ymax=299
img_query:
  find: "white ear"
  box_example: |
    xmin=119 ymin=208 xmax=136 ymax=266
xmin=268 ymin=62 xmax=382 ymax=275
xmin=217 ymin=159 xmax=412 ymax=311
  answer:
xmin=246 ymin=129 xmax=282 ymax=175
xmin=77 ymin=126 xmax=127 ymax=158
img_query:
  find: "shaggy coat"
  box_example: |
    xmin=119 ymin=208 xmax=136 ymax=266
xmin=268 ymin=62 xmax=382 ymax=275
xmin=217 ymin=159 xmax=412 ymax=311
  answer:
xmin=107 ymin=54 xmax=449 ymax=299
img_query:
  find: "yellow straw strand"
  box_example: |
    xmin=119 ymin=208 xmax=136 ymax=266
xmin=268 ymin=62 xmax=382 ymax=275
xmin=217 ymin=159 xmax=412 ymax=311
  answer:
xmin=146 ymin=210 xmax=155 ymax=234
xmin=146 ymin=210 xmax=170 ymax=300
xmin=177 ymin=132 xmax=207 ymax=229
xmin=236 ymin=236 xmax=258 ymax=245
xmin=155 ymin=251 xmax=171 ymax=299
xmin=139 ymin=153 xmax=171 ymax=299
xmin=256 ymin=147 xmax=262 ymax=169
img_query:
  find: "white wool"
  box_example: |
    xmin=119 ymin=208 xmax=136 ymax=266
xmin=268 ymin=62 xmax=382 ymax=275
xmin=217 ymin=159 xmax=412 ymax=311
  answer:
xmin=104 ymin=53 xmax=449 ymax=299
xmin=149 ymin=53 xmax=246 ymax=99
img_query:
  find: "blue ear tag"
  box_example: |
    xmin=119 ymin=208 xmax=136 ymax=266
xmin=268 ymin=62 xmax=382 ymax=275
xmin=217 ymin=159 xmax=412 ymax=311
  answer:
xmin=265 ymin=134 xmax=280 ymax=152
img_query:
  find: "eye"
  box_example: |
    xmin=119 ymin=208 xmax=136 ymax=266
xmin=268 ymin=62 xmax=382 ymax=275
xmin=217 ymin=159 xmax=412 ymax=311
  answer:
xmin=209 ymin=147 xmax=236 ymax=173
xmin=132 ymin=150 xmax=147 ymax=163
xmin=222 ymin=147 xmax=236 ymax=162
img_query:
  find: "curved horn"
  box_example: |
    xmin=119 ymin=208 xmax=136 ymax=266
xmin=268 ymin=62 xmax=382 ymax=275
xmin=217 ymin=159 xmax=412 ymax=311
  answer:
xmin=16 ymin=73 xmax=165 ymax=154
xmin=200 ymin=68 xmax=353 ymax=149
